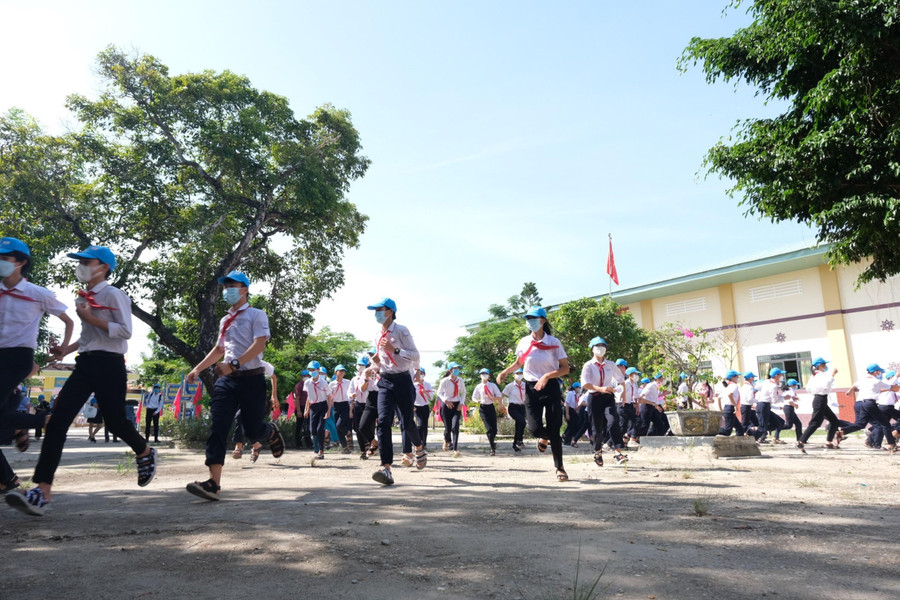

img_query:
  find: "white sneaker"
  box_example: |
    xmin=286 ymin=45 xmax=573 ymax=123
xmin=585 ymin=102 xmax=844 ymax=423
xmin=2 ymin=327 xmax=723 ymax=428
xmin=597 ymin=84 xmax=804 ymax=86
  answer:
xmin=6 ymin=488 xmax=48 ymax=516
xmin=452 ymin=450 xmax=461 ymax=458
xmin=400 ymin=456 xmax=414 ymax=467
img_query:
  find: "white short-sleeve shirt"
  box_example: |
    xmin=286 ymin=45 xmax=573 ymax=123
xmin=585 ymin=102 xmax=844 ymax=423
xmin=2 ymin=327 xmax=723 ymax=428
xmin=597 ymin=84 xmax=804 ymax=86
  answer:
xmin=515 ymin=333 xmax=567 ymax=382
xmin=217 ymin=303 xmax=270 ymax=370
xmin=0 ymin=280 xmax=67 ymax=349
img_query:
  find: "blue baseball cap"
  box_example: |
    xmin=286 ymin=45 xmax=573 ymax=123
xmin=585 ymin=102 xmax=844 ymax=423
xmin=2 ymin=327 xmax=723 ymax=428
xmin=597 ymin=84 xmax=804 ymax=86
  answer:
xmin=68 ymin=244 xmax=117 ymax=271
xmin=447 ymin=362 xmax=460 ymax=370
xmin=653 ymin=372 xmax=664 ymax=380
xmin=334 ymin=364 xmax=346 ymax=372
xmin=217 ymin=271 xmax=250 ymax=286
xmin=356 ymin=356 xmax=370 ymax=367
xmin=319 ymin=366 xmax=328 ymax=375
xmin=0 ymin=237 xmax=29 ymax=256
xmin=640 ymin=377 xmax=651 ymax=384
xmin=572 ymin=382 xmax=581 ymax=388
xmin=368 ymin=347 xmax=377 ymax=355
xmin=367 ymin=298 xmax=397 ymax=312
xmin=787 ymin=378 xmax=800 ymax=387
xmin=301 ymin=369 xmax=310 ymax=376
xmin=514 ymin=368 xmax=523 ymax=374
xmin=866 ymin=363 xmax=884 ymax=374
xmin=743 ymin=372 xmax=757 ymax=380
xmin=307 ymin=361 xmax=321 ymax=370
xmin=625 ymin=367 xmax=641 ymax=376
xmin=616 ymin=359 xmax=628 ymax=367
xmin=886 ymin=370 xmax=896 ymax=379
xmin=478 ymin=368 xmax=491 ymax=375
xmin=724 ymin=370 xmax=741 ymax=379
xmin=811 ymin=357 xmax=829 ymax=368
xmin=679 ymin=372 xmax=687 ymax=379
xmin=769 ymin=367 xmax=785 ymax=377
xmin=524 ymin=306 xmax=548 ymax=319
xmin=588 ymin=336 xmax=607 ymax=348
xmin=418 ymin=367 xmax=426 ymax=374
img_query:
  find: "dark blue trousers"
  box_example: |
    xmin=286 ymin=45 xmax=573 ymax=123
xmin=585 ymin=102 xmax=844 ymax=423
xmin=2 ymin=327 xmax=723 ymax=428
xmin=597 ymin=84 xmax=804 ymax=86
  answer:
xmin=718 ymin=405 xmax=745 ymax=436
xmin=376 ymin=372 xmax=421 ymax=466
xmin=205 ymin=372 xmax=270 ymax=466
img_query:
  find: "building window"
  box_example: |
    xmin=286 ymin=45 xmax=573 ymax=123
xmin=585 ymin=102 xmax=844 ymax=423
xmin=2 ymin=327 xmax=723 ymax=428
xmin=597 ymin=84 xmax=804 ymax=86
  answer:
xmin=757 ymin=352 xmax=812 ymax=387
xmin=665 ymin=297 xmax=706 ymax=317
xmin=749 ymin=279 xmax=803 ymax=302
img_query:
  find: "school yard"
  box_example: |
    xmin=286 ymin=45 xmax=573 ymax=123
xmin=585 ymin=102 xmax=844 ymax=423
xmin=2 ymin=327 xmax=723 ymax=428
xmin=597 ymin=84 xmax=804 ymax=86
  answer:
xmin=2 ymin=428 xmax=897 ymax=600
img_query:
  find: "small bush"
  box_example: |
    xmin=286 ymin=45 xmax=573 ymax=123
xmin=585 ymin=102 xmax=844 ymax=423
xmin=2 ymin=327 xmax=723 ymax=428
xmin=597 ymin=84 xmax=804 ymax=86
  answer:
xmin=693 ymin=497 xmax=710 ymax=517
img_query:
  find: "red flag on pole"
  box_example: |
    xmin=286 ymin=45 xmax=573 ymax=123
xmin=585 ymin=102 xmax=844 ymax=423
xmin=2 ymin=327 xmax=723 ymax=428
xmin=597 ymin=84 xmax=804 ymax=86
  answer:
xmin=286 ymin=391 xmax=296 ymax=418
xmin=606 ymin=235 xmax=619 ymax=286
xmin=192 ymin=382 xmax=203 ymax=417
xmin=172 ymin=387 xmax=182 ymax=421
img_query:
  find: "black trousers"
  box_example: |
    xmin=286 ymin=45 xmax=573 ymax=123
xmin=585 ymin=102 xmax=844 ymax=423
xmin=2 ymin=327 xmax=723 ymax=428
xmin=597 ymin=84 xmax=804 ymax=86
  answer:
xmin=479 ymin=403 xmax=498 ymax=448
xmin=800 ymin=395 xmax=844 ymax=443
xmin=849 ymin=399 xmax=895 ymax=443
xmin=309 ymin=402 xmax=328 ymax=453
xmin=441 ymin=402 xmax=461 ymax=450
xmin=524 ymin=380 xmax=563 ymax=470
xmin=562 ymin=405 xmax=581 ymax=444
xmin=590 ymin=392 xmax=625 ymax=451
xmin=782 ymin=405 xmax=803 ymax=441
xmin=740 ymin=404 xmax=759 ymax=429
xmin=0 ymin=348 xmax=43 ymax=440
xmin=718 ymin=405 xmax=745 ymax=437
xmin=376 ymin=371 xmax=421 ymax=466
xmin=756 ymin=402 xmax=773 ymax=439
xmin=358 ymin=391 xmax=378 ymax=450
xmin=507 ymin=403 xmax=526 ymax=445
xmin=205 ymin=373 xmax=271 ymax=467
xmin=352 ymin=401 xmax=367 ymax=451
xmin=573 ymin=405 xmax=591 ymax=442
xmin=144 ymin=408 xmax=161 ymax=441
xmin=869 ymin=405 xmax=900 ymax=447
xmin=414 ymin=404 xmax=430 ymax=447
xmin=332 ymin=402 xmax=351 ymax=449
xmin=34 ymin=352 xmax=148 ymax=484
xmin=294 ymin=410 xmax=312 ymax=449
xmin=618 ymin=403 xmax=638 ymax=438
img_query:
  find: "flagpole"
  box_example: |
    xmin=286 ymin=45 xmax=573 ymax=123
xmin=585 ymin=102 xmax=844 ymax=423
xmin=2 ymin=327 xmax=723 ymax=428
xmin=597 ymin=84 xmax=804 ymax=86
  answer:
xmin=608 ymin=233 xmax=612 ymax=297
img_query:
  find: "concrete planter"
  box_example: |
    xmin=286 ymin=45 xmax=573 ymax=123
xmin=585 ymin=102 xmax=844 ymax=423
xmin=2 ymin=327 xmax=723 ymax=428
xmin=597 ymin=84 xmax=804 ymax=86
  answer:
xmin=664 ymin=410 xmax=722 ymax=436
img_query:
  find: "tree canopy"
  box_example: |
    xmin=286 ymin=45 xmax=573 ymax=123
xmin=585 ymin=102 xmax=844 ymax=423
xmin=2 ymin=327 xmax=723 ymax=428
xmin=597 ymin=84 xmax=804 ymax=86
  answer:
xmin=0 ymin=47 xmax=369 ymax=383
xmin=552 ymin=297 xmax=646 ymax=375
xmin=681 ymin=0 xmax=900 ymax=283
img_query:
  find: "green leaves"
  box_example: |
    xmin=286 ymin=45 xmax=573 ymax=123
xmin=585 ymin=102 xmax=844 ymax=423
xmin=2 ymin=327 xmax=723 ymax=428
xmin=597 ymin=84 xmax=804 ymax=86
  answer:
xmin=0 ymin=46 xmax=369 ymax=368
xmin=684 ymin=0 xmax=900 ymax=283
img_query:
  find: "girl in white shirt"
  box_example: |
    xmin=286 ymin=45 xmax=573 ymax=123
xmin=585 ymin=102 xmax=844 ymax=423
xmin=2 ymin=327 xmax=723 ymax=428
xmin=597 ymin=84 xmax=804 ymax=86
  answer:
xmin=715 ymin=370 xmax=745 ymax=437
xmin=413 ymin=368 xmax=434 ymax=451
xmin=497 ymin=307 xmax=570 ymax=482
xmin=437 ymin=362 xmax=465 ymax=457
xmin=780 ymin=379 xmax=804 ymax=444
xmin=501 ymin=368 xmax=527 ymax=452
xmin=472 ymin=368 xmax=502 ymax=455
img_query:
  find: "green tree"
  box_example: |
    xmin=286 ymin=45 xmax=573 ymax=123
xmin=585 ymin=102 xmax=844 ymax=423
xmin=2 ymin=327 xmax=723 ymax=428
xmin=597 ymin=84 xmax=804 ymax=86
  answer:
xmin=0 ymin=47 xmax=369 ymax=389
xmin=552 ymin=297 xmax=646 ymax=379
xmin=638 ymin=323 xmax=714 ymax=386
xmin=487 ymin=282 xmax=543 ymax=319
xmin=439 ymin=318 xmax=525 ymax=395
xmin=680 ymin=0 xmax=900 ymax=283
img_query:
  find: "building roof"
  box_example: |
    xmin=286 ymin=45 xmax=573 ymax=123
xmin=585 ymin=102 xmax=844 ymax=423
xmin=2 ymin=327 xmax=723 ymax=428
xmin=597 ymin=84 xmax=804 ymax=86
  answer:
xmin=464 ymin=244 xmax=830 ymax=329
xmin=602 ymin=244 xmax=830 ymax=305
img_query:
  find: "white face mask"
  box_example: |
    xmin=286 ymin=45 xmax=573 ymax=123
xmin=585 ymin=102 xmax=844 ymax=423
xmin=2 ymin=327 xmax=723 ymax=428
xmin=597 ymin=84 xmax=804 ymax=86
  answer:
xmin=630 ymin=374 xmax=640 ymax=382
xmin=75 ymin=263 xmax=100 ymax=283
xmin=480 ymin=374 xmax=490 ymax=382
xmin=525 ymin=318 xmax=542 ymax=333
xmin=0 ymin=260 xmax=18 ymax=278
xmin=592 ymin=346 xmax=607 ymax=358
xmin=514 ymin=374 xmax=523 ymax=382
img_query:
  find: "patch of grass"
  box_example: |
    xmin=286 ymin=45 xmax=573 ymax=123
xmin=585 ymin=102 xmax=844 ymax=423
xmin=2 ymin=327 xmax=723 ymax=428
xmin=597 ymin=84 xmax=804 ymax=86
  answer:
xmin=692 ymin=497 xmax=710 ymax=517
xmin=798 ymin=477 xmax=820 ymax=488
xmin=537 ymin=544 xmax=609 ymax=600
xmin=116 ymin=452 xmax=136 ymax=476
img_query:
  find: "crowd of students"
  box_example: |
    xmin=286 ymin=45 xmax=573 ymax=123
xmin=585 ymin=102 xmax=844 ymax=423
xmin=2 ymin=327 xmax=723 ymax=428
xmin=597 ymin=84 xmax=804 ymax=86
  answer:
xmin=2 ymin=236 xmax=898 ymax=518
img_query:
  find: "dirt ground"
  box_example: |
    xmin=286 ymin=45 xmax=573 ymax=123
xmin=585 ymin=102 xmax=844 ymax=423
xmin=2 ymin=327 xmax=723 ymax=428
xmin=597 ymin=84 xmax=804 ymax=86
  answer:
xmin=1 ymin=427 xmax=898 ymax=600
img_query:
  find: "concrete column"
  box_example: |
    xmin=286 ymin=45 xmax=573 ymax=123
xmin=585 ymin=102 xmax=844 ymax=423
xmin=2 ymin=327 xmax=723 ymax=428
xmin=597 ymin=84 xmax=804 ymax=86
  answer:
xmin=818 ymin=264 xmax=853 ymax=387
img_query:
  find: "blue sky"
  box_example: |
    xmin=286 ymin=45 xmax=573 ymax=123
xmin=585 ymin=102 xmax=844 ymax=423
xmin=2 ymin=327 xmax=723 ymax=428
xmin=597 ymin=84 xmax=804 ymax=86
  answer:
xmin=0 ymin=1 xmax=817 ymax=372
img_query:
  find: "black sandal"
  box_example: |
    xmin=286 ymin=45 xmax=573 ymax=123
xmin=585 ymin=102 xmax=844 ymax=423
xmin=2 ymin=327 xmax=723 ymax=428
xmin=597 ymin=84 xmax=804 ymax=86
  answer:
xmin=14 ymin=430 xmax=29 ymax=452
xmin=593 ymin=451 xmax=604 ymax=467
xmin=0 ymin=476 xmax=20 ymax=494
xmin=537 ymin=439 xmax=549 ymax=453
xmin=268 ymin=424 xmax=285 ymax=459
xmin=186 ymin=478 xmax=220 ymax=501
xmin=415 ymin=448 xmax=427 ymax=470
xmin=556 ymin=469 xmax=569 ymax=482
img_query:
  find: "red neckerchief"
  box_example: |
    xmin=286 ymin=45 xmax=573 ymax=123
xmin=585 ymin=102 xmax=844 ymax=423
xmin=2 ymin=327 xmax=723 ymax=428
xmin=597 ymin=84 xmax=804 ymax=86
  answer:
xmin=0 ymin=284 xmax=36 ymax=303
xmin=519 ymin=336 xmax=559 ymax=364
xmin=78 ymin=289 xmax=118 ymax=310
xmin=379 ymin=328 xmax=398 ymax=365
